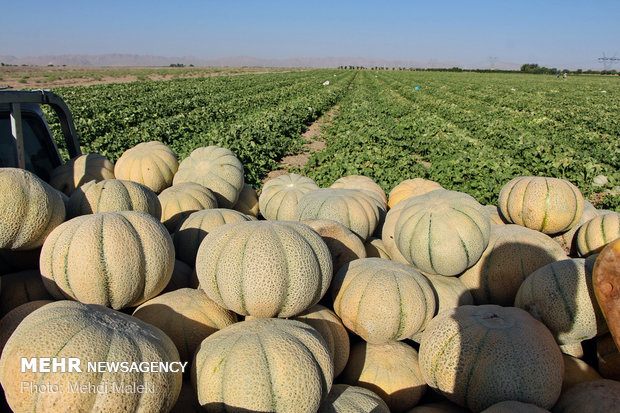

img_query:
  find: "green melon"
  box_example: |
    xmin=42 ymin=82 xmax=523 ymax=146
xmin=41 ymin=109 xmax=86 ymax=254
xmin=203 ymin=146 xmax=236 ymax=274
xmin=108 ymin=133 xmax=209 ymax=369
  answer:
xmin=514 ymin=257 xmax=608 ymax=345
xmin=114 ymin=141 xmax=179 ymax=193
xmin=0 ymin=168 xmax=66 ymax=250
xmin=173 ymin=146 xmax=244 ymax=209
xmin=459 ymin=224 xmax=567 ymax=306
xmin=67 ymin=178 xmax=162 ymax=219
xmin=394 ymin=190 xmax=491 ymax=276
xmin=497 ymin=176 xmax=584 ymax=234
xmin=192 ymin=318 xmax=333 ymax=413
xmin=260 ymin=173 xmax=319 ymax=220
xmin=196 ymin=221 xmax=332 ymax=318
xmin=0 ymin=300 xmax=182 ymax=413
xmin=419 ymin=305 xmax=564 ymax=412
xmin=40 ymin=211 xmax=175 ymax=309
xmin=332 ymin=258 xmax=435 ymax=344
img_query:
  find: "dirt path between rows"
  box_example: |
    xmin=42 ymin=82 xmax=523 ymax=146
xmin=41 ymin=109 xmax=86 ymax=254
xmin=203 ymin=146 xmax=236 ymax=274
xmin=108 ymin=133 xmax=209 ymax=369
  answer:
xmin=265 ymin=105 xmax=340 ymax=182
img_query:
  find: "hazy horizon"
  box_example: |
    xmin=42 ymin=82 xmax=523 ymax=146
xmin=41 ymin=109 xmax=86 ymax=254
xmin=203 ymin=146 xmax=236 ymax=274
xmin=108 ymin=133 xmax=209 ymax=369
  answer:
xmin=4 ymin=0 xmax=619 ymax=71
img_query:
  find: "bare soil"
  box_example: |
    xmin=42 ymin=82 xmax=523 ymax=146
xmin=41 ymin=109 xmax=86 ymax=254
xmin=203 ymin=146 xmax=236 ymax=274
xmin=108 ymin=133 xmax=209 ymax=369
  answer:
xmin=0 ymin=65 xmax=302 ymax=89
xmin=265 ymin=105 xmax=340 ymax=182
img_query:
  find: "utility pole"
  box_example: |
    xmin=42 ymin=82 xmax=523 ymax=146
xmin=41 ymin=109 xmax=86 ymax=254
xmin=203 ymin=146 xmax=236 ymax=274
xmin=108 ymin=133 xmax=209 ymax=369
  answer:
xmin=599 ymin=53 xmax=620 ymax=71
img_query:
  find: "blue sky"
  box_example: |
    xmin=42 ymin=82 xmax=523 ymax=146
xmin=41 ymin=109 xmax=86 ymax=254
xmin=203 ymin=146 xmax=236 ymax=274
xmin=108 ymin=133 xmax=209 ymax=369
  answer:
xmin=3 ymin=0 xmax=619 ymax=69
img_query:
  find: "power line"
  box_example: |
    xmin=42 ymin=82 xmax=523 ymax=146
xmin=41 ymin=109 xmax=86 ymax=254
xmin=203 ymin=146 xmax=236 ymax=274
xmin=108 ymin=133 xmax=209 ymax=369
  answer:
xmin=599 ymin=52 xmax=620 ymax=71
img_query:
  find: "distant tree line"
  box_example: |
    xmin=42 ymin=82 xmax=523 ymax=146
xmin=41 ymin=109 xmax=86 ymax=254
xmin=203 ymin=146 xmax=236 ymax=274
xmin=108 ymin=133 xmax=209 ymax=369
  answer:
xmin=336 ymin=64 xmax=618 ymax=75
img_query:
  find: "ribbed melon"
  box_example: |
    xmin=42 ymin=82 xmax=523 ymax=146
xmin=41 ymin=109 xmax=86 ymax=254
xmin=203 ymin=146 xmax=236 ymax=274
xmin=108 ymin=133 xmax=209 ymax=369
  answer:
xmin=459 ymin=224 xmax=567 ymax=306
xmin=484 ymin=205 xmax=508 ymax=226
xmin=0 ymin=168 xmax=66 ymax=250
xmin=387 ymin=178 xmax=443 ymax=209
xmin=597 ymin=333 xmax=620 ymax=380
xmin=576 ymin=212 xmax=620 ymax=257
xmin=133 ymin=288 xmax=237 ymax=364
xmin=394 ymin=190 xmax=491 ymax=276
xmin=0 ymin=300 xmax=52 ymax=351
xmin=162 ymin=259 xmax=199 ymax=293
xmin=196 ymin=220 xmax=332 ymax=318
xmin=381 ymin=196 xmax=415 ymax=264
xmin=67 ymin=178 xmax=161 ymax=219
xmin=174 ymin=208 xmax=252 ymax=267
xmin=514 ymin=257 xmax=607 ymax=345
xmin=173 ymin=146 xmax=244 ymax=209
xmin=364 ymin=237 xmax=392 ymax=260
xmin=341 ymin=341 xmax=427 ymax=412
xmin=497 ymin=176 xmax=584 ymax=234
xmin=40 ymin=211 xmax=175 ymax=309
xmin=302 ymin=219 xmax=367 ymax=273
xmin=552 ymin=379 xmax=620 ymax=413
xmin=260 ymin=173 xmax=319 ymax=220
xmin=332 ymin=258 xmax=435 ymax=344
xmin=552 ymin=200 xmax=601 ymax=255
xmin=49 ymin=153 xmax=115 ymax=196
xmin=0 ymin=300 xmax=182 ymax=413
xmin=294 ymin=304 xmax=350 ymax=378
xmin=331 ymin=175 xmax=387 ymax=205
xmin=0 ymin=269 xmax=53 ymax=315
xmin=295 ymin=188 xmax=380 ymax=241
xmin=192 ymin=318 xmax=333 ymax=413
xmin=318 ymin=384 xmax=390 ymax=413
xmin=233 ymin=183 xmax=259 ymax=217
xmin=114 ymin=141 xmax=179 ymax=193
xmin=481 ymin=401 xmax=550 ymax=413
xmin=158 ymin=182 xmax=218 ymax=232
xmin=561 ymin=354 xmax=601 ymax=392
xmin=419 ymin=305 xmax=564 ymax=412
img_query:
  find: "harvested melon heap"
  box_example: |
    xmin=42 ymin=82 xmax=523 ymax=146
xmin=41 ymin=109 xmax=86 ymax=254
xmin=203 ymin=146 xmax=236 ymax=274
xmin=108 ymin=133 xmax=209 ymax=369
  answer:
xmin=0 ymin=143 xmax=618 ymax=413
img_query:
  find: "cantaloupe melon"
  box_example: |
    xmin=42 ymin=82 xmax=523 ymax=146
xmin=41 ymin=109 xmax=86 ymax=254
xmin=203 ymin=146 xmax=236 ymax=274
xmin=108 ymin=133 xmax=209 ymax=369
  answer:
xmin=419 ymin=305 xmax=564 ymax=412
xmin=0 ymin=168 xmax=66 ymax=250
xmin=592 ymin=239 xmax=620 ymax=352
xmin=381 ymin=196 xmax=415 ymax=264
xmin=552 ymin=379 xmax=620 ymax=413
xmin=459 ymin=224 xmax=567 ymax=306
xmin=341 ymin=341 xmax=427 ymax=412
xmin=552 ymin=200 xmax=600 ymax=255
xmin=293 ymin=304 xmax=350 ymax=378
xmin=318 ymin=384 xmax=390 ymax=413
xmin=173 ymin=146 xmax=244 ymax=209
xmin=40 ymin=211 xmax=175 ymax=309
xmin=561 ymin=354 xmax=601 ymax=392
xmin=484 ymin=205 xmax=508 ymax=226
xmin=0 ymin=269 xmax=53 ymax=316
xmin=0 ymin=300 xmax=182 ymax=413
xmin=514 ymin=257 xmax=607 ymax=345
xmin=49 ymin=153 xmax=115 ymax=196
xmin=387 ymin=178 xmax=443 ymax=209
xmin=597 ymin=333 xmax=620 ymax=380
xmin=196 ymin=221 xmax=332 ymax=318
xmin=331 ymin=175 xmax=387 ymax=205
xmin=174 ymin=208 xmax=252 ymax=267
xmin=162 ymin=259 xmax=199 ymax=293
xmin=0 ymin=300 xmax=52 ymax=351
xmin=260 ymin=173 xmax=319 ymax=220
xmin=114 ymin=141 xmax=179 ymax=193
xmin=192 ymin=318 xmax=333 ymax=413
xmin=497 ymin=176 xmax=584 ymax=235
xmin=302 ymin=219 xmax=367 ymax=273
xmin=295 ymin=188 xmax=380 ymax=241
xmin=332 ymin=258 xmax=436 ymax=344
xmin=133 ymin=288 xmax=237 ymax=364
xmin=67 ymin=178 xmax=162 ymax=219
xmin=233 ymin=183 xmax=259 ymax=217
xmin=394 ymin=190 xmax=491 ymax=276
xmin=481 ymin=401 xmax=550 ymax=413
xmin=364 ymin=237 xmax=392 ymax=260
xmin=158 ymin=182 xmax=218 ymax=232
xmin=576 ymin=212 xmax=620 ymax=257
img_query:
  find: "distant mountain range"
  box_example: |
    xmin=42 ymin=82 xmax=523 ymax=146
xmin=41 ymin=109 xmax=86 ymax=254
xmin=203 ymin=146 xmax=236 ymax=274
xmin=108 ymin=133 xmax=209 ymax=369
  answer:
xmin=0 ymin=53 xmax=520 ymax=70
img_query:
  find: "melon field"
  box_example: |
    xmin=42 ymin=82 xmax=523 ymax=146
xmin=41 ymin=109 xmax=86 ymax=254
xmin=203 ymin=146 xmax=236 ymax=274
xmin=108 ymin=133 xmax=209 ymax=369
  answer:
xmin=1 ymin=69 xmax=620 ymax=412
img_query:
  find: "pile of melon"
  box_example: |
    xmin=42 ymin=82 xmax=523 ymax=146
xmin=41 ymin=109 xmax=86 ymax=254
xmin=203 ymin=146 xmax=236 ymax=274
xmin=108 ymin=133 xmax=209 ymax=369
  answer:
xmin=0 ymin=142 xmax=619 ymax=413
